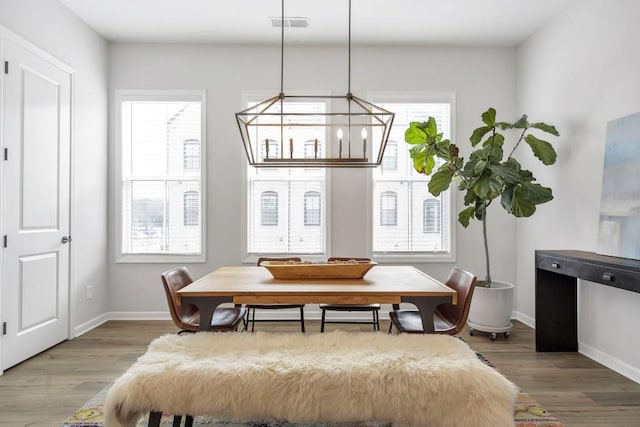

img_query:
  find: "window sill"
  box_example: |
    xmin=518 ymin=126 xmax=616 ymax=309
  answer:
xmin=372 ymin=252 xmax=456 ymax=264
xmin=116 ymin=253 xmax=206 ymax=264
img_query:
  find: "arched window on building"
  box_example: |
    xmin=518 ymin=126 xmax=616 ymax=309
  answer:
xmin=260 ymin=139 xmax=280 ymax=160
xmin=380 ymin=191 xmax=398 ymax=226
xmin=303 ymin=139 xmax=323 ymax=158
xmin=183 ymin=191 xmax=199 ymax=226
xmin=381 ymin=140 xmax=398 ymax=172
xmin=304 ymin=191 xmax=321 ymax=226
xmin=423 ymin=199 xmax=441 ymax=233
xmin=183 ymin=139 xmax=200 ymax=170
xmin=261 ymin=191 xmax=278 ymax=226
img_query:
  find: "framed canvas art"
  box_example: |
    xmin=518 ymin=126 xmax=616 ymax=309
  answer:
xmin=597 ymin=112 xmax=640 ymax=260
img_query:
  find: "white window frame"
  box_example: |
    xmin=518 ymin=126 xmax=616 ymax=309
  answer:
xmin=367 ymin=91 xmax=456 ymax=263
xmin=115 ymin=89 xmax=207 ymax=263
xmin=240 ymin=90 xmax=330 ymax=264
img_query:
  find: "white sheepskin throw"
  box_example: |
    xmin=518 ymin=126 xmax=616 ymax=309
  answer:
xmin=104 ymin=331 xmax=516 ymax=427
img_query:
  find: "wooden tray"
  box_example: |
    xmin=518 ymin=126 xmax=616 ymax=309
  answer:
xmin=260 ymin=261 xmax=377 ymax=280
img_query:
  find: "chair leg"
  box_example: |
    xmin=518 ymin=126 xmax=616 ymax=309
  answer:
xmin=300 ymin=306 xmax=305 ymax=333
xmin=148 ymin=411 xmax=162 ymax=427
xmin=388 ymin=321 xmax=394 ymax=334
xmin=185 ymin=415 xmax=194 ymax=427
xmin=250 ymin=308 xmax=256 ymax=333
xmin=372 ymin=310 xmax=378 ymax=331
xmin=320 ymin=309 xmax=326 ymax=333
xmin=172 ymin=415 xmax=182 ymax=427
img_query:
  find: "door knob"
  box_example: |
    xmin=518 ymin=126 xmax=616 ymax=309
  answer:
xmin=61 ymin=236 xmax=72 ymax=244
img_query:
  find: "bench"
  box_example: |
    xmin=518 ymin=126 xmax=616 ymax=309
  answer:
xmin=104 ymin=331 xmax=516 ymax=427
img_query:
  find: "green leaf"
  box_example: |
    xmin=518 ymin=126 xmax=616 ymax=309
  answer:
xmin=474 ymin=200 xmax=487 ymax=220
xmin=490 ymin=144 xmax=504 ymax=162
xmin=525 ymin=134 xmax=557 ymax=165
xmin=405 ymin=122 xmax=427 ymax=145
xmin=520 ymin=182 xmax=553 ymax=205
xmin=481 ymin=108 xmax=496 ymax=126
xmin=505 ymin=182 xmax=553 ymax=217
xmin=427 ymin=167 xmax=455 ymax=196
xmin=511 ymin=115 xmax=529 ymax=129
xmin=530 ymin=122 xmax=560 ymax=136
xmin=470 ymin=126 xmax=491 ymax=146
xmin=411 ymin=148 xmax=437 ymax=175
xmin=483 ymin=133 xmax=505 ymax=148
xmin=458 ymin=206 xmax=475 ymax=228
xmin=509 ymin=185 xmax=537 ymax=217
xmin=435 ymin=138 xmax=453 ymax=160
xmin=496 ymin=121 xmax=511 ymax=130
xmin=421 ymin=117 xmax=438 ymax=136
xmin=474 ymin=160 xmax=488 ymax=174
xmin=473 ymin=175 xmax=502 ymax=200
xmin=517 ymin=167 xmax=534 ymax=182
xmin=463 ymin=188 xmax=476 ymax=205
xmin=489 ymin=162 xmax=521 ymax=184
xmin=500 ymin=184 xmax=516 ymax=213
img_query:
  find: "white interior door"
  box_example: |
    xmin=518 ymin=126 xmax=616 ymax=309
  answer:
xmin=1 ymin=36 xmax=72 ymax=370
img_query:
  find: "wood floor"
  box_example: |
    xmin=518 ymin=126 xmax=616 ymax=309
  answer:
xmin=1 ymin=320 xmax=639 ymax=427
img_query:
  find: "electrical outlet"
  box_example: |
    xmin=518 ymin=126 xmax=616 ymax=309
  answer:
xmin=86 ymin=284 xmax=93 ymax=300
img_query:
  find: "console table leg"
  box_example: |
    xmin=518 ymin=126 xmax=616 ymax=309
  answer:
xmin=535 ymin=268 xmax=578 ymax=351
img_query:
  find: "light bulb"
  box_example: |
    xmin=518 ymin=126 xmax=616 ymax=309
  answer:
xmin=337 ymin=128 xmax=343 ymax=139
xmin=361 ymin=128 xmax=367 ymax=139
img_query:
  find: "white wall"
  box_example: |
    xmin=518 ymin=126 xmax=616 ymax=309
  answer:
xmin=0 ymin=0 xmax=109 ymax=331
xmin=108 ymin=43 xmax=518 ymax=313
xmin=517 ymin=0 xmax=640 ymax=381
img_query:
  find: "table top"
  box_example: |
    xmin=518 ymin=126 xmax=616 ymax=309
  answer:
xmin=178 ymin=265 xmax=457 ymax=305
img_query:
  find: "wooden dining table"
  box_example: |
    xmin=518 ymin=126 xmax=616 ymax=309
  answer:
xmin=177 ymin=265 xmax=457 ymax=333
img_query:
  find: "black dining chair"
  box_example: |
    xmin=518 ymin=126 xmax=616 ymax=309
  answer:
xmin=320 ymin=257 xmax=380 ymax=332
xmin=245 ymin=257 xmax=306 ymax=332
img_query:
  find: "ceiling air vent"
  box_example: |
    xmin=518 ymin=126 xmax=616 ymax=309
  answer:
xmin=270 ymin=17 xmax=309 ymax=28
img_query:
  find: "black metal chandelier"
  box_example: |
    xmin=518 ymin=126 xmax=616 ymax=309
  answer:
xmin=235 ymin=0 xmax=394 ymax=168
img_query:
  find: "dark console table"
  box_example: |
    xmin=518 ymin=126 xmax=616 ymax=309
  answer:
xmin=535 ymin=250 xmax=640 ymax=352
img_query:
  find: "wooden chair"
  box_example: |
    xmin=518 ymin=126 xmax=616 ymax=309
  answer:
xmin=161 ymin=267 xmax=247 ymax=334
xmin=388 ymin=267 xmax=477 ymax=335
xmin=320 ymin=257 xmax=380 ymax=332
xmin=247 ymin=257 xmax=306 ymax=332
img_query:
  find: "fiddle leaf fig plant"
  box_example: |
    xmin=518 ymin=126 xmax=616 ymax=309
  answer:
xmin=406 ymin=108 xmax=559 ymax=286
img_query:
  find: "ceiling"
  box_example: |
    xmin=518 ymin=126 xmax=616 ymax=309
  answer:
xmin=58 ymin=0 xmax=576 ymax=47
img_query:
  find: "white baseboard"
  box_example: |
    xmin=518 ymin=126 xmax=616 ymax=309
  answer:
xmin=513 ymin=311 xmax=535 ymax=329
xmin=73 ymin=306 xmax=383 ymax=334
xmin=509 ymin=311 xmax=640 ymax=385
xmin=579 ymin=342 xmax=640 ymax=385
xmin=74 ymin=313 xmax=110 ymax=337
xmin=108 ymin=311 xmax=172 ymax=321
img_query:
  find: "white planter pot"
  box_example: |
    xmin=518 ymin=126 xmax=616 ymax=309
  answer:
xmin=467 ymin=280 xmax=514 ymax=338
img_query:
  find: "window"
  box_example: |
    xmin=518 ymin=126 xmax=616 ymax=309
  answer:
xmin=381 ymin=141 xmax=398 ymax=172
xmin=423 ymin=199 xmax=441 ymax=233
xmin=380 ymin=191 xmax=398 ymax=226
xmin=304 ymin=191 xmax=321 ymax=226
xmin=183 ymin=191 xmax=199 ymax=226
xmin=117 ymin=90 xmax=205 ymax=262
xmin=371 ymin=95 xmax=453 ymax=258
xmin=261 ymin=191 xmax=279 ymax=226
xmin=261 ymin=139 xmax=280 ymax=160
xmin=246 ymin=95 xmax=327 ymax=255
xmin=183 ymin=139 xmax=200 ymax=170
